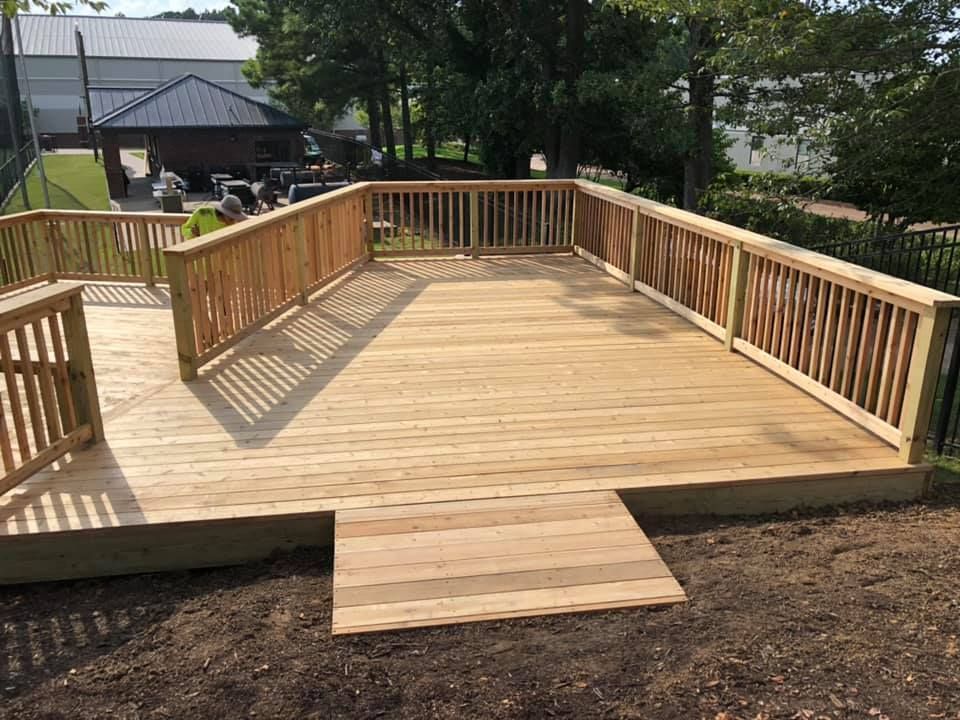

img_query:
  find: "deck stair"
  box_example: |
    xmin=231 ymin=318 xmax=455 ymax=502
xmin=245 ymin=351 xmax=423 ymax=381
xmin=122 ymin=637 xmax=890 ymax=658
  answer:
xmin=331 ymin=490 xmax=686 ymax=634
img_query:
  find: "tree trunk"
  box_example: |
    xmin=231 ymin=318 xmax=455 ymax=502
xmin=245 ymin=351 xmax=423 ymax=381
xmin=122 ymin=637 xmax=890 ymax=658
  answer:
xmin=683 ymin=19 xmax=716 ymax=213
xmin=399 ymin=67 xmax=414 ymax=162
xmin=551 ymin=0 xmax=586 ymax=179
xmin=425 ymin=125 xmax=437 ymax=172
xmin=366 ymin=95 xmax=382 ymax=150
xmin=380 ymin=88 xmax=397 ymax=158
xmin=463 ymin=135 xmax=471 ymax=163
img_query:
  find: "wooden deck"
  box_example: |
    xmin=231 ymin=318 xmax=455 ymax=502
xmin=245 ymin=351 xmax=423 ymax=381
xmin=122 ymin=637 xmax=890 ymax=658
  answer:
xmin=0 ymin=256 xmax=928 ymax=621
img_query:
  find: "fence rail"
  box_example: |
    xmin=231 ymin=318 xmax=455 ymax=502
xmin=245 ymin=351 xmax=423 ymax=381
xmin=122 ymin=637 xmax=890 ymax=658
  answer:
xmin=0 ymin=283 xmax=102 ymax=495
xmin=0 ymin=210 xmax=188 ymax=291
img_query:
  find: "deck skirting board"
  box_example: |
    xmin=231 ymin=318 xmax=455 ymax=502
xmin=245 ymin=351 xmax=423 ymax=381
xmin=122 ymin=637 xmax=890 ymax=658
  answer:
xmin=0 ymin=513 xmax=334 ymax=585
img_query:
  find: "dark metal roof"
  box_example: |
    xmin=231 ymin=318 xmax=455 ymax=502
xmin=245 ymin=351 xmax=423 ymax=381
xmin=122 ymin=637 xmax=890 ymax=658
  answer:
xmin=93 ymin=74 xmax=306 ymax=131
xmin=16 ymin=14 xmax=258 ymax=61
xmin=89 ymin=87 xmax=151 ymax=122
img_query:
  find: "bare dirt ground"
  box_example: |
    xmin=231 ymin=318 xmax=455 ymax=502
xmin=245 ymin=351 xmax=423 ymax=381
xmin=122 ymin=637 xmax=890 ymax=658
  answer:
xmin=2 ymin=472 xmax=958 ymax=720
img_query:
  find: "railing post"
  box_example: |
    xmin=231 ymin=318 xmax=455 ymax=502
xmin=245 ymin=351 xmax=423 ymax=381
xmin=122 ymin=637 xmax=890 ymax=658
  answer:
xmin=570 ymin=186 xmax=579 ymax=249
xmin=363 ymin=188 xmax=374 ymax=257
xmin=470 ymin=191 xmax=480 ymax=259
xmin=137 ymin=220 xmax=154 ymax=286
xmin=294 ymin=212 xmax=309 ymax=305
xmin=165 ymin=251 xmax=199 ymax=381
xmin=45 ymin=216 xmax=61 ymax=281
xmin=627 ymin=209 xmax=642 ymax=291
xmin=899 ymin=305 xmax=951 ymax=463
xmin=61 ymin=289 xmax=104 ymax=442
xmin=723 ymin=241 xmax=750 ymax=351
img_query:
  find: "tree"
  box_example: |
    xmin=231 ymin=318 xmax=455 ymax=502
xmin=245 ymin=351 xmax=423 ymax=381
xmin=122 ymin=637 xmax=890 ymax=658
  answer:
xmin=2 ymin=0 xmax=105 ymax=14
xmin=719 ymin=0 xmax=960 ymax=226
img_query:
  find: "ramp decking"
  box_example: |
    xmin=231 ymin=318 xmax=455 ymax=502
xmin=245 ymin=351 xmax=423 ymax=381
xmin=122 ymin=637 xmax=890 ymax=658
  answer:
xmin=333 ymin=491 xmax=685 ymax=634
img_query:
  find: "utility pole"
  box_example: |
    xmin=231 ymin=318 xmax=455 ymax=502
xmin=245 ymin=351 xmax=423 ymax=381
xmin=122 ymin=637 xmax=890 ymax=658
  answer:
xmin=1 ymin=17 xmax=29 ymax=210
xmin=74 ymin=24 xmax=98 ymax=162
xmin=13 ymin=13 xmax=49 ymax=208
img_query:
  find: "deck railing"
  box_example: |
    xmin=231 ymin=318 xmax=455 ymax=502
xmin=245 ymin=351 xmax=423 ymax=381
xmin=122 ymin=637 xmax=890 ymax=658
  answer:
xmin=370 ymin=181 xmax=576 ymax=256
xmin=0 ymin=180 xmax=951 ymax=467
xmin=0 ymin=209 xmax=188 ymax=290
xmin=574 ymin=181 xmax=959 ymax=464
xmin=0 ymin=283 xmax=103 ymax=494
xmin=164 ymin=183 xmax=368 ymax=380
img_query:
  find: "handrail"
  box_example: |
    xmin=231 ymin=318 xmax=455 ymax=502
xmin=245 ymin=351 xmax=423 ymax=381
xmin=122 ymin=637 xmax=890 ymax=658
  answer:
xmin=575 ymin=181 xmax=960 ymax=311
xmin=164 ymin=183 xmax=370 ymax=379
xmin=573 ymin=179 xmax=959 ymax=464
xmin=0 ymin=209 xmax=190 ymax=291
xmin=0 ymin=282 xmax=103 ymax=494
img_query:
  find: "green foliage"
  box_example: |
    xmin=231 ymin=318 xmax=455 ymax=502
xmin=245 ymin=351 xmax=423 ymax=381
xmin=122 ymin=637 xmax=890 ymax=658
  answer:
xmin=717 ymin=0 xmax=960 ymax=226
xmin=153 ymin=8 xmax=231 ymax=21
xmin=702 ymin=187 xmax=879 ymax=250
xmin=1 ymin=0 xmax=105 ymax=15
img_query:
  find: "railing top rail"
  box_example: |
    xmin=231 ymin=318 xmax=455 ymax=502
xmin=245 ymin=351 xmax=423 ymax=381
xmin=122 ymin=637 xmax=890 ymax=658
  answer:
xmin=165 ymin=181 xmax=371 ymax=258
xmin=0 ymin=282 xmax=82 ymax=333
xmin=42 ymin=209 xmax=191 ymax=223
xmin=575 ymin=180 xmax=960 ymax=311
xmin=366 ymin=179 xmax=579 ymax=192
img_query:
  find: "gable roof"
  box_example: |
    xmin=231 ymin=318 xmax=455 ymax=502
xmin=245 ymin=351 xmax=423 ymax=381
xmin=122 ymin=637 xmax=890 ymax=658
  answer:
xmin=16 ymin=14 xmax=258 ymax=61
xmin=89 ymin=87 xmax=151 ymax=122
xmin=92 ymin=74 xmax=305 ymax=131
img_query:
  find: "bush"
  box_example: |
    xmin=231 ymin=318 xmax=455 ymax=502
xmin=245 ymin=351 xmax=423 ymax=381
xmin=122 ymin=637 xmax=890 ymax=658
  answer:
xmin=702 ymin=188 xmax=878 ymax=249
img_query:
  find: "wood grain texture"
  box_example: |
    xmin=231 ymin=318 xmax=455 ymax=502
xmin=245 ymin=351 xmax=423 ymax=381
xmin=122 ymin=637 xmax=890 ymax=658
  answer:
xmin=332 ymin=490 xmax=685 ymax=634
xmin=0 ymin=257 xmax=920 ymax=587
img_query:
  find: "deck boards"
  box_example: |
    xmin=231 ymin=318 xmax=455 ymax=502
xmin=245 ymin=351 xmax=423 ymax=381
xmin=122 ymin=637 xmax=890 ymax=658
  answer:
xmin=332 ymin=491 xmax=685 ymax=634
xmin=1 ymin=256 xmax=914 ymax=539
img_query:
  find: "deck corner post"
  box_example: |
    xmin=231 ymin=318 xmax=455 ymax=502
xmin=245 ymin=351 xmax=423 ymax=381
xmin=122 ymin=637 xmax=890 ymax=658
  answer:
xmin=61 ymin=288 xmax=104 ymax=443
xmin=137 ymin=220 xmax=154 ymax=286
xmin=165 ymin=251 xmax=199 ymax=382
xmin=469 ymin=190 xmax=480 ymax=259
xmin=294 ymin=213 xmax=309 ymax=305
xmin=898 ymin=305 xmax=951 ymax=464
xmin=723 ymin=241 xmax=750 ymax=352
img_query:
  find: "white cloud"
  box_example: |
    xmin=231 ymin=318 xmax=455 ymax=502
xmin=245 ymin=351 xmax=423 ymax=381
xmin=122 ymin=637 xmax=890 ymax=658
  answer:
xmin=68 ymin=0 xmax=228 ymax=17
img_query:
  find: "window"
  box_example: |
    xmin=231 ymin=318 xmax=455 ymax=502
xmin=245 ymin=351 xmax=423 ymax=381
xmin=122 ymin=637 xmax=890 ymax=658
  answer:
xmin=255 ymin=140 xmax=290 ymax=163
xmin=749 ymin=135 xmax=765 ymax=166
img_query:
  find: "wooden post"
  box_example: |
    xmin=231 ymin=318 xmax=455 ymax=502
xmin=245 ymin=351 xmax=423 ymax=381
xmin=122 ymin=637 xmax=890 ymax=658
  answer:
xmin=45 ymin=217 xmax=61 ymax=281
xmin=165 ymin=251 xmax=198 ymax=381
xmin=363 ymin=189 xmax=374 ymax=257
xmin=898 ymin=305 xmax=951 ymax=463
xmin=724 ymin=242 xmax=751 ymax=351
xmin=627 ymin=209 xmax=642 ymax=291
xmin=470 ymin=191 xmax=480 ymax=258
xmin=61 ymin=289 xmax=104 ymax=442
xmin=294 ymin=212 xmax=309 ymax=305
xmin=570 ymin=187 xmax=579 ymax=250
xmin=137 ymin=220 xmax=154 ymax=286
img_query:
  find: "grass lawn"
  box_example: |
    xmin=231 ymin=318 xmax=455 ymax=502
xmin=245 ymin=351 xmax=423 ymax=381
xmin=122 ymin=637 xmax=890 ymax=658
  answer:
xmin=129 ymin=151 xmax=145 ymax=159
xmin=393 ymin=142 xmax=483 ymax=166
xmin=3 ymin=154 xmax=110 ymax=214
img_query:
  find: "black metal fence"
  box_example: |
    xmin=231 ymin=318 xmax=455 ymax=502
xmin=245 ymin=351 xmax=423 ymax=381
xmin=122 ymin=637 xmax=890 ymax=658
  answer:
xmin=0 ymin=141 xmax=34 ymax=211
xmin=813 ymin=224 xmax=960 ymax=456
xmin=307 ymin=130 xmax=441 ymax=182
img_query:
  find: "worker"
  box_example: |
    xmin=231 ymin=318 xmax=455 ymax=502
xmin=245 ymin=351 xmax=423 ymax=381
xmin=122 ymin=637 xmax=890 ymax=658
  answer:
xmin=181 ymin=194 xmax=248 ymax=239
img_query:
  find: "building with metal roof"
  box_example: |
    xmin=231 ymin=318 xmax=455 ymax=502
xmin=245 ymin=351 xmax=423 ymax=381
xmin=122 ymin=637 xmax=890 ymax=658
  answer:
xmin=93 ymin=74 xmax=307 ymax=199
xmin=14 ymin=14 xmax=267 ymax=142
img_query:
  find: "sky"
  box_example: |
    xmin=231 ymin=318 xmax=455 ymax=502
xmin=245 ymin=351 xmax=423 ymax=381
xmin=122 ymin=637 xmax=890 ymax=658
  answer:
xmin=67 ymin=0 xmax=227 ymax=17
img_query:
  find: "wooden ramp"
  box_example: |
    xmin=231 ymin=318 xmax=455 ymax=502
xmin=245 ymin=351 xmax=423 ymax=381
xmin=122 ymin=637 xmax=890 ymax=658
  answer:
xmin=332 ymin=491 xmax=686 ymax=634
